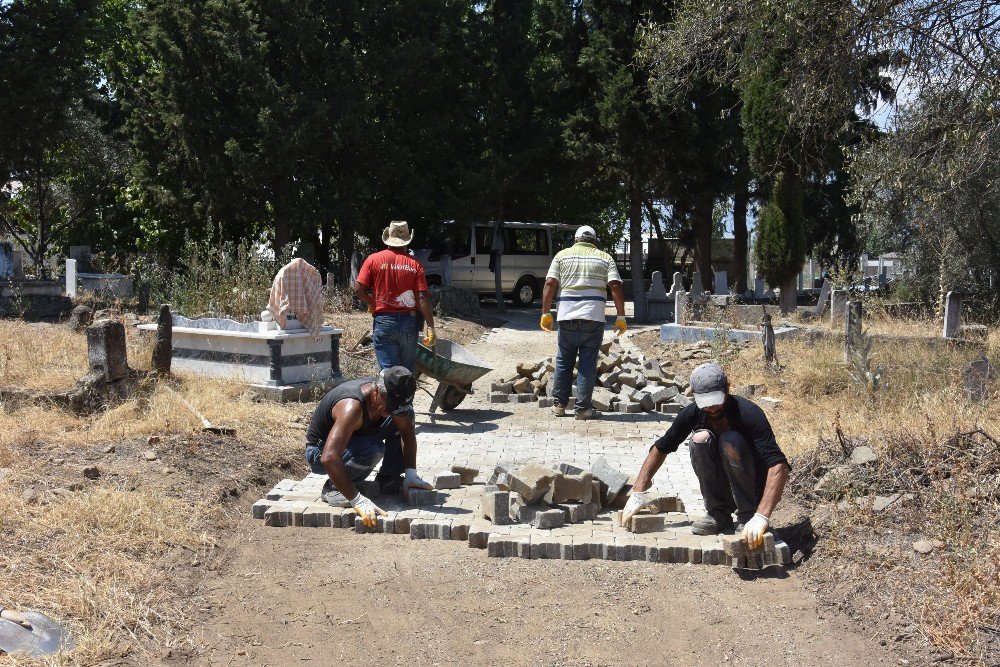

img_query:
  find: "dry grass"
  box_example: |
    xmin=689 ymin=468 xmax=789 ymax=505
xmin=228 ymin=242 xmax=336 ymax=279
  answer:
xmin=723 ymin=326 xmax=999 ymax=458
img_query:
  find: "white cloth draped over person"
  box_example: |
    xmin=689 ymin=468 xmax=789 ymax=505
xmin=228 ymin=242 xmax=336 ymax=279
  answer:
xmin=267 ymin=258 xmax=325 ymax=339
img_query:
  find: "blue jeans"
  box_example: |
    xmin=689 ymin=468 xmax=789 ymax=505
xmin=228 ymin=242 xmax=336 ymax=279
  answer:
xmin=372 ymin=313 xmax=419 ymax=371
xmin=305 ymin=417 xmax=404 ymax=483
xmin=552 ymin=319 xmax=604 ymax=412
xmin=689 ymin=430 xmax=768 ymax=524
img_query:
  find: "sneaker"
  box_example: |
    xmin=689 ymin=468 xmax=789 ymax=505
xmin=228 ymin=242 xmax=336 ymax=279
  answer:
xmin=574 ymin=408 xmax=598 ymax=421
xmin=691 ymin=514 xmax=734 ymax=535
xmin=552 ymin=402 xmax=566 ymax=417
xmin=321 ymin=479 xmax=351 ymax=507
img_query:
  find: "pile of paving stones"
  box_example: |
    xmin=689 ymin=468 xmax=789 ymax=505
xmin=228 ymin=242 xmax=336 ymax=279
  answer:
xmin=488 ymin=338 xmax=699 ymax=415
xmin=481 ymin=458 xmax=683 ymax=530
xmin=252 ymin=459 xmax=791 ymax=568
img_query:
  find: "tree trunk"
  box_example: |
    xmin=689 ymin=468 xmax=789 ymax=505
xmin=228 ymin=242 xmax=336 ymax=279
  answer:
xmin=339 ymin=220 xmax=355 ymax=287
xmin=779 ymin=274 xmax=797 ymax=314
xmin=692 ymin=193 xmax=713 ymax=292
xmin=35 ymin=172 xmax=48 ymax=280
xmin=273 ymin=217 xmax=290 ymax=258
xmin=494 ymin=201 xmax=505 ymax=314
xmin=629 ymin=186 xmax=647 ymax=323
xmin=645 ymin=200 xmax=671 ymax=276
xmin=733 ymin=168 xmax=749 ymax=294
xmin=317 ymin=221 xmax=332 ymax=284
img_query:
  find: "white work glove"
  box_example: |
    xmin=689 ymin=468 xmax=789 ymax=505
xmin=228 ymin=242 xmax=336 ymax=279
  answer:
xmin=620 ymin=491 xmax=655 ymax=526
xmin=742 ymin=512 xmax=770 ymax=549
xmin=403 ymin=468 xmax=433 ymax=498
xmin=350 ymin=492 xmax=387 ymax=529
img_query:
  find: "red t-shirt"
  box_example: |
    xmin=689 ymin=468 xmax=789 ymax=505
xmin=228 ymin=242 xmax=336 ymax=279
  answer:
xmin=356 ymin=248 xmax=429 ymax=313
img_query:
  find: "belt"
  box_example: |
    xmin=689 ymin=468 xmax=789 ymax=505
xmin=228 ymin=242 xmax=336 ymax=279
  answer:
xmin=374 ymin=310 xmax=417 ymax=316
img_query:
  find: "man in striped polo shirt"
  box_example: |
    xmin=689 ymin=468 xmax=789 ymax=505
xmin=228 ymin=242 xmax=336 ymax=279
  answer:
xmin=540 ymin=226 xmax=627 ymax=420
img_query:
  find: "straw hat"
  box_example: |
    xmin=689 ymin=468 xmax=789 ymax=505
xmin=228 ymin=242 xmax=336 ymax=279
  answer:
xmin=382 ymin=220 xmax=412 ymax=247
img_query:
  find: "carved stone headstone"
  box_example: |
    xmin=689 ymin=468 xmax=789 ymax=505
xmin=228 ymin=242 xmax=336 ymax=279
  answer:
xmin=69 ymin=246 xmax=92 ymax=272
xmin=86 ymin=320 xmax=129 ymax=382
xmin=646 ymin=271 xmax=670 ymax=322
xmin=12 ymin=250 xmax=22 ymax=278
xmin=152 ymin=305 xmax=173 ymax=374
xmin=754 ymin=278 xmax=765 ymax=298
xmin=667 ymin=272 xmax=684 ymax=299
xmin=845 ymin=300 xmax=862 ymax=362
xmin=943 ymin=291 xmax=962 ymax=338
xmin=690 ymin=272 xmax=703 ymax=297
xmin=674 ymin=290 xmax=688 ymax=325
xmin=68 ymin=305 xmax=94 ymax=331
xmin=814 ymin=279 xmax=832 ymax=315
xmin=714 ymin=270 xmax=728 ymax=295
xmin=137 ymin=282 xmax=150 ymax=315
xmin=66 ymin=259 xmax=78 ymax=298
xmin=830 ymin=289 xmax=849 ymax=326
xmin=963 ymin=357 xmax=994 ymax=403
xmin=0 ymin=242 xmax=12 ymax=280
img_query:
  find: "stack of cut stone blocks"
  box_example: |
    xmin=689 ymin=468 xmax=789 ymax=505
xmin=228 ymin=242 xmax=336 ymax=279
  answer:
xmin=488 ymin=338 xmax=696 ymax=415
xmin=252 ymin=459 xmax=791 ymax=569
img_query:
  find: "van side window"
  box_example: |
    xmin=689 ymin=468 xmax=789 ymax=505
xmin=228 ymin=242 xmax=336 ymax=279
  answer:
xmin=475 ymin=225 xmax=493 ymax=254
xmin=445 ymin=225 xmax=471 ymax=260
xmin=512 ymin=229 xmax=549 ymax=255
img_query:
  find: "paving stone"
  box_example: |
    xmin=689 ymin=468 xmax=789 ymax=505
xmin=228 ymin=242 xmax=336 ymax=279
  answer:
xmin=512 ymin=393 xmax=536 ymax=403
xmin=508 ymin=463 xmax=556 ymax=503
xmin=486 ymin=534 xmax=531 ymax=558
xmin=616 ymin=402 xmax=641 ymax=413
xmin=590 ymin=387 xmax=618 ymax=411
xmin=433 ymin=472 xmax=462 ymax=489
xmin=659 ymin=403 xmax=683 ymax=416
xmin=649 ymin=495 xmax=685 ymax=513
xmin=450 ymin=522 xmax=471 ymax=541
xmin=557 ymin=463 xmax=586 ymax=475
xmin=509 ymin=497 xmax=544 ymax=524
xmin=590 ymin=456 xmax=630 ymax=506
xmin=481 ymin=490 xmax=512 ymax=525
xmin=545 ymin=472 xmax=593 ymax=504
xmin=512 ymin=377 xmax=533 ymax=394
xmin=517 ymin=361 xmax=541 ymax=378
xmin=488 ymin=393 xmax=511 ymax=404
xmin=450 ymin=465 xmax=479 ymax=485
xmin=407 ymin=489 xmax=441 ymax=506
xmin=533 ymin=508 xmax=565 ymax=529
xmin=554 ymin=502 xmax=591 ymax=523
xmin=377 ymin=513 xmax=395 ymax=534
xmin=649 ymin=385 xmax=679 ymax=404
xmin=701 ymin=546 xmax=726 ymax=565
xmin=490 ymin=381 xmax=514 ymax=394
xmin=629 ymin=514 xmax=666 ymax=534
xmin=410 ymin=519 xmax=452 ymax=540
xmin=468 ymin=525 xmax=491 ymax=549
xmin=775 ymin=539 xmax=791 ymax=565
xmin=393 ymin=514 xmax=414 ymax=534
xmin=263 ymin=501 xmax=307 ymax=527
xmin=303 ymin=505 xmax=341 ymax=528
xmin=529 ymin=534 xmax=574 ymax=560
xmin=537 ymin=397 xmax=554 ymax=408
xmin=251 ymin=499 xmax=272 ymax=519
xmin=354 ymin=516 xmax=369 ymax=533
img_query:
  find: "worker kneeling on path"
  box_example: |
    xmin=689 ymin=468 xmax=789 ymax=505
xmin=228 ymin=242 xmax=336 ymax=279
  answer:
xmin=304 ymin=366 xmax=433 ymax=527
xmin=621 ymin=363 xmax=791 ymax=548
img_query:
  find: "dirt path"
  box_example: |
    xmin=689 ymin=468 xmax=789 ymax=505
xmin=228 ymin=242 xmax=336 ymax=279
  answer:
xmin=193 ymin=520 xmax=895 ymax=667
xmin=189 ymin=309 xmax=900 ymax=667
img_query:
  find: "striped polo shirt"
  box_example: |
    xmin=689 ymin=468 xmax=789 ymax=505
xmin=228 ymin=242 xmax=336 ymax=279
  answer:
xmin=546 ymin=242 xmax=622 ymax=322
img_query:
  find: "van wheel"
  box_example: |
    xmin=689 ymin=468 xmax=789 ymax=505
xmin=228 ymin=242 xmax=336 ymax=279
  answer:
xmin=512 ymin=277 xmax=537 ymax=307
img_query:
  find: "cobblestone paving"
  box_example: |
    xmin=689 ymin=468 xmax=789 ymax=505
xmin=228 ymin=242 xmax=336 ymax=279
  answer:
xmin=411 ymin=311 xmax=706 ymax=515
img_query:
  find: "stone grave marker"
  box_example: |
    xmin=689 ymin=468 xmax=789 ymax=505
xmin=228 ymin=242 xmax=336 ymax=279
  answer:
xmin=152 ymin=305 xmax=172 ymax=374
xmin=844 ymin=300 xmax=863 ymax=362
xmin=714 ymin=270 xmax=727 ymax=295
xmin=814 ymin=279 xmax=832 ymax=315
xmin=830 ymin=289 xmax=849 ymax=326
xmin=674 ymin=290 xmax=687 ymax=326
xmin=962 ymin=356 xmax=994 ymax=403
xmin=0 ymin=242 xmax=12 ymax=280
xmin=667 ymin=271 xmax=684 ymax=299
xmin=943 ymin=291 xmax=962 ymax=338
xmin=86 ymin=319 xmax=129 ymax=382
xmin=690 ymin=272 xmax=703 ymax=297
xmin=66 ymin=259 xmax=78 ymax=297
xmin=12 ymin=250 xmax=22 ymax=278
xmin=646 ymin=271 xmax=671 ymax=321
xmin=69 ymin=246 xmax=92 ymax=272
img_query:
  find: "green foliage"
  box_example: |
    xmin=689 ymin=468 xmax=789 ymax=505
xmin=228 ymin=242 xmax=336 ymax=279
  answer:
xmin=847 ymin=322 xmax=886 ymax=400
xmin=739 ymin=55 xmax=789 ymax=176
xmin=754 ymin=171 xmax=806 ymax=286
xmin=169 ymin=238 xmax=290 ymax=322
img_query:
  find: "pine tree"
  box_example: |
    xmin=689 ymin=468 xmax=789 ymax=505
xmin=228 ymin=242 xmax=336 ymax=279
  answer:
xmin=753 ymin=170 xmax=806 ymax=313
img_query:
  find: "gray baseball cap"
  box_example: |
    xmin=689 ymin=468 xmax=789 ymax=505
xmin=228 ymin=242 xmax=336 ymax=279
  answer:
xmin=690 ymin=362 xmax=728 ymax=408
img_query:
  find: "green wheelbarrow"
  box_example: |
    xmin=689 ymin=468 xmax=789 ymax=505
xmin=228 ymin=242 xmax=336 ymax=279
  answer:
xmin=414 ymin=339 xmax=493 ymax=413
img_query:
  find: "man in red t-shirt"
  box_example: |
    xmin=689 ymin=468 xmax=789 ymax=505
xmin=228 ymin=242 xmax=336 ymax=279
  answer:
xmin=355 ymin=220 xmax=436 ymax=372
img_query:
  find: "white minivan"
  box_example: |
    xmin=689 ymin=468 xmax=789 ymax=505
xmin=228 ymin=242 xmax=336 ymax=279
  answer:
xmin=413 ymin=221 xmax=575 ymax=307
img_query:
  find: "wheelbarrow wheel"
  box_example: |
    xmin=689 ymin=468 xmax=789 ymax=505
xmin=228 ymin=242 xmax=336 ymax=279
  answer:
xmin=439 ymin=385 xmax=468 ymax=411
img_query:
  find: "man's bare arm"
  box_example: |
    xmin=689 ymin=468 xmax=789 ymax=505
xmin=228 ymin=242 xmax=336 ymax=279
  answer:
xmin=393 ymin=413 xmax=418 ymax=469
xmin=631 ymin=446 xmax=668 ymax=493
xmin=319 ymin=402 xmax=364 ymax=499
xmin=756 ymin=463 xmax=789 ymax=517
xmin=609 ymin=281 xmax=625 ymax=317
xmin=542 ymin=277 xmax=559 ymax=312
xmin=354 ymin=281 xmax=373 ymax=308
xmin=418 ymin=290 xmax=435 ymax=329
